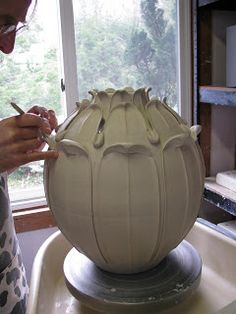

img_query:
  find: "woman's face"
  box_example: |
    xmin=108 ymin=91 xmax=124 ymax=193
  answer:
xmin=0 ymin=0 xmax=32 ymax=53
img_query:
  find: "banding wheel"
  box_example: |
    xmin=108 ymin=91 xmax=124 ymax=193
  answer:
xmin=64 ymin=240 xmax=202 ymax=313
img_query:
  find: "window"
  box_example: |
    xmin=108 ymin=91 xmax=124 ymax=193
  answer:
xmin=66 ymin=0 xmax=192 ymax=121
xmin=0 ymin=0 xmax=192 ymax=229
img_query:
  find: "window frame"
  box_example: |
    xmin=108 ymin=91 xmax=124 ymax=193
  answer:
xmin=177 ymin=0 xmax=193 ymax=126
xmin=57 ymin=0 xmax=79 ymax=116
xmin=14 ymin=0 xmax=193 ymax=232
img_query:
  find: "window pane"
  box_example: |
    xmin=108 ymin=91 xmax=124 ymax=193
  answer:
xmin=72 ymin=0 xmax=178 ymax=111
xmin=0 ymin=0 xmax=64 ymax=210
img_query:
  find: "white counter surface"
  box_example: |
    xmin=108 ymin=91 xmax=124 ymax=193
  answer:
xmin=27 ymin=222 xmax=236 ymax=314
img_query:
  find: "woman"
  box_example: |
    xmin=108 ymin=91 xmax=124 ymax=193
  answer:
xmin=0 ymin=0 xmax=58 ymax=312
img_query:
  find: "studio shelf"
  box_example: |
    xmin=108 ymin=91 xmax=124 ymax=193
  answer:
xmin=198 ymin=0 xmax=236 ymax=10
xmin=199 ymin=86 xmax=236 ymax=107
xmin=198 ymin=0 xmax=219 ymax=7
xmin=204 ymin=177 xmax=236 ymax=216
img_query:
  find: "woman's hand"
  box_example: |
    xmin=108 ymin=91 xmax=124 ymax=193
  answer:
xmin=0 ymin=106 xmax=59 ymax=174
xmin=27 ymin=105 xmax=58 ymax=151
xmin=27 ymin=105 xmax=58 ymax=130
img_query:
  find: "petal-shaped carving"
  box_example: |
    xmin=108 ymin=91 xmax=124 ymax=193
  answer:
xmin=103 ymin=144 xmax=151 ymax=156
xmin=55 ymin=108 xmax=80 ymax=135
xmin=88 ymin=89 xmax=98 ymax=100
xmin=45 ymin=152 xmax=107 ymax=266
xmin=147 ymin=99 xmax=185 ymax=136
xmin=93 ymin=152 xmax=161 ymax=273
xmin=110 ymin=101 xmax=134 ymax=113
xmin=58 ymin=139 xmax=88 ymax=156
xmin=105 ymin=103 xmax=149 ymax=146
xmin=56 ymin=100 xmax=91 ymax=136
xmin=104 ymin=87 xmax=116 ymax=93
xmin=95 ymin=91 xmax=111 ymax=116
xmin=132 ymin=91 xmax=160 ymax=145
xmin=153 ymin=142 xmax=204 ymax=257
xmin=163 ymin=134 xmax=190 ymax=150
xmin=110 ymin=90 xmax=133 ymax=111
xmin=133 ymin=88 xmax=148 ymax=113
xmin=55 ymin=130 xmax=67 ymax=142
xmin=190 ymin=125 xmax=202 ymax=141
xmin=162 ymin=99 xmax=187 ymax=125
xmin=146 ymin=99 xmax=171 ymax=130
xmin=64 ymin=106 xmax=102 ymax=143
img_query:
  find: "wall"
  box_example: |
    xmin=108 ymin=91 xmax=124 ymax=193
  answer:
xmin=210 ymin=10 xmax=236 ymax=176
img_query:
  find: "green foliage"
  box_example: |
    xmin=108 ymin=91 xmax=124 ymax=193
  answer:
xmin=74 ymin=0 xmax=177 ymax=108
xmin=141 ymin=0 xmax=167 ymax=39
xmin=75 ymin=17 xmax=139 ymax=99
xmin=0 ymin=22 xmax=61 ymax=118
xmin=124 ymin=0 xmax=177 ymax=105
xmin=8 ymin=163 xmax=43 ymax=188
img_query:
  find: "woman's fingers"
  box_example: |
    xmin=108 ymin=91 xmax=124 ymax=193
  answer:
xmin=20 ymin=150 xmax=59 ymax=164
xmin=0 ymin=150 xmax=58 ymax=173
xmin=28 ymin=105 xmax=49 ymax=118
xmin=27 ymin=106 xmax=58 ymax=130
xmin=6 ymin=126 xmax=40 ymax=141
xmin=47 ymin=110 xmax=58 ymax=130
xmin=15 ymin=113 xmax=52 ymax=135
xmin=5 ymin=138 xmax=42 ymax=154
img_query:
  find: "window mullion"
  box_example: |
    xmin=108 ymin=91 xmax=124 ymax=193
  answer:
xmin=177 ymin=0 xmax=192 ymax=126
xmin=58 ymin=0 xmax=79 ymax=115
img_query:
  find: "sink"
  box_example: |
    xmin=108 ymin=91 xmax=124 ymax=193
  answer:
xmin=27 ymin=222 xmax=236 ymax=314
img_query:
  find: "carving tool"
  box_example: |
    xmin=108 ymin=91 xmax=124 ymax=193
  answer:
xmin=10 ymin=102 xmax=54 ymax=147
xmin=10 ymin=102 xmax=25 ymax=114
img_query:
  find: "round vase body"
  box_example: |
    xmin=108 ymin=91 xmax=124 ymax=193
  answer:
xmin=44 ymin=88 xmax=205 ymax=274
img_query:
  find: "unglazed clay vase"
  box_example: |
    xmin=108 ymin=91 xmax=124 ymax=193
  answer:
xmin=44 ymin=87 xmax=205 ymax=274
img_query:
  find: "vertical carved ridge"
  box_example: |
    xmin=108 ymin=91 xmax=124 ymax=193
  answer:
xmin=127 ymin=156 xmax=132 ymax=270
xmin=148 ymin=157 xmax=164 ymax=264
xmin=90 ymin=158 xmax=108 ymax=264
xmin=179 ymin=147 xmax=190 ymax=237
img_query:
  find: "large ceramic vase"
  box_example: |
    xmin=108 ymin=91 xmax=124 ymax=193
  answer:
xmin=44 ymin=87 xmax=205 ymax=274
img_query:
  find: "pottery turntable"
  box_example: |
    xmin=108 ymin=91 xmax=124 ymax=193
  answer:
xmin=63 ymin=240 xmax=202 ymax=313
xmin=44 ymin=88 xmax=205 ymax=313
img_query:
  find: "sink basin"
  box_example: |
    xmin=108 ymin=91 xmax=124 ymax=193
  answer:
xmin=27 ymin=222 xmax=236 ymax=314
